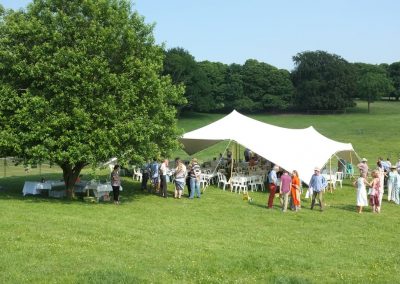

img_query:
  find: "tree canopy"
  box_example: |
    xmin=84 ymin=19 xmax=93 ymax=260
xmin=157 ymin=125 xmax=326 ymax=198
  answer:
xmin=388 ymin=62 xmax=400 ymax=100
xmin=291 ymin=50 xmax=356 ymax=112
xmin=164 ymin=49 xmax=294 ymax=113
xmin=354 ymin=63 xmax=395 ymax=112
xmin=0 ymin=0 xmax=185 ymax=196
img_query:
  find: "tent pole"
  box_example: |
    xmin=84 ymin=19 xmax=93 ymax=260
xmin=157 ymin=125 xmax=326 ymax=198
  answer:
xmin=230 ymin=143 xmax=234 ymax=180
xmin=211 ymin=140 xmax=231 ymax=177
xmin=329 ymin=156 xmax=333 ymax=193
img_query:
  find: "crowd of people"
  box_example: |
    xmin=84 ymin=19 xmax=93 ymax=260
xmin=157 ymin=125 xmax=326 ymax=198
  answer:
xmin=266 ymin=165 xmax=325 ymax=212
xmin=109 ymin=152 xmax=400 ymax=213
xmin=136 ymin=157 xmax=203 ymax=200
xmin=354 ymin=157 xmax=400 ymax=213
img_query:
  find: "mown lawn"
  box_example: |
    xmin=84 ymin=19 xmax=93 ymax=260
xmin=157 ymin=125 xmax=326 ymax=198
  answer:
xmin=1 ymin=100 xmax=400 ymax=283
xmin=1 ymin=175 xmax=400 ymax=283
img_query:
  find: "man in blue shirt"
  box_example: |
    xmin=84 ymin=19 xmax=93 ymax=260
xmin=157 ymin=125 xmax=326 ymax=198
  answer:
xmin=150 ymin=158 xmax=160 ymax=193
xmin=309 ymin=167 xmax=327 ymax=211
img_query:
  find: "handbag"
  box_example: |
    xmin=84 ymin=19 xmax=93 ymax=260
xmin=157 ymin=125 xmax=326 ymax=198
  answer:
xmin=305 ymin=187 xmax=313 ymax=198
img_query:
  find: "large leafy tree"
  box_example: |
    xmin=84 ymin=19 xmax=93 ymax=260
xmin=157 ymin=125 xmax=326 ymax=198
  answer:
xmin=197 ymin=61 xmax=227 ymax=112
xmin=388 ymin=62 xmax=400 ymax=100
xmin=241 ymin=59 xmax=294 ymax=112
xmin=354 ymin=63 xmax=394 ymax=112
xmin=163 ymin=47 xmax=208 ymax=112
xmin=291 ymin=50 xmax=356 ymax=111
xmin=0 ymin=0 xmax=185 ymax=197
xmin=219 ymin=63 xmax=244 ymax=112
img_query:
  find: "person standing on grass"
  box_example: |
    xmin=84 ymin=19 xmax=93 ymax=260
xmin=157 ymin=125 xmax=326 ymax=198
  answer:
xmin=393 ymin=175 xmax=400 ymax=205
xmin=189 ymin=158 xmax=201 ymax=199
xmin=159 ymin=159 xmax=169 ymax=198
xmin=150 ymin=158 xmax=160 ymax=193
xmin=376 ymin=160 xmax=385 ymax=207
xmin=279 ymin=170 xmax=291 ymax=212
xmin=369 ymin=170 xmax=381 ymax=213
xmin=357 ymin=158 xmax=369 ymax=176
xmin=387 ymin=166 xmax=398 ymax=202
xmin=290 ymin=170 xmax=301 ymax=211
xmin=185 ymin=160 xmax=192 ymax=197
xmin=267 ymin=165 xmax=279 ymax=209
xmin=174 ymin=159 xmax=187 ymax=199
xmin=140 ymin=160 xmax=150 ymax=192
xmin=111 ymin=164 xmax=121 ymax=205
xmin=353 ymin=173 xmax=369 ymax=213
xmin=309 ymin=167 xmax=327 ymax=211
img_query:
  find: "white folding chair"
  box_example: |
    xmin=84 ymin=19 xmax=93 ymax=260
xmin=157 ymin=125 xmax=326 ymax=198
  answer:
xmin=217 ymin=172 xmax=229 ymax=191
xmin=335 ymin=171 xmax=343 ymax=188
xmin=132 ymin=167 xmax=143 ymax=181
xmin=248 ymin=176 xmax=257 ymax=192
xmin=231 ymin=177 xmax=247 ymax=194
xmin=199 ymin=174 xmax=209 ymax=191
xmin=255 ymin=175 xmax=265 ymax=191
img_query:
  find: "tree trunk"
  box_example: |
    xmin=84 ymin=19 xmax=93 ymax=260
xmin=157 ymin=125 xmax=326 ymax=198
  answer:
xmin=60 ymin=162 xmax=86 ymax=199
xmin=367 ymin=100 xmax=370 ymax=113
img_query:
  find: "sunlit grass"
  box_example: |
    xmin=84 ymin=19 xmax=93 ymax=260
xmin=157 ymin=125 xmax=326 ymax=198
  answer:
xmin=1 ymin=100 xmax=400 ymax=283
xmin=1 ymin=175 xmax=400 ymax=283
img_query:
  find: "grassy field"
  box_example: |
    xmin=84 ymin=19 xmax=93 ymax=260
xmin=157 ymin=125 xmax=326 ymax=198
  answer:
xmin=1 ymin=101 xmax=400 ymax=283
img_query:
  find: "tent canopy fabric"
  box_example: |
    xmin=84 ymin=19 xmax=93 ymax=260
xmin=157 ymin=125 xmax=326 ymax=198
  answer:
xmin=179 ymin=110 xmax=359 ymax=184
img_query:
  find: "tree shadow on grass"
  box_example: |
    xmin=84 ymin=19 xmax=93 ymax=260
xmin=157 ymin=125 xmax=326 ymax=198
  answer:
xmin=0 ymin=174 xmax=151 ymax=205
xmin=330 ymin=203 xmax=357 ymax=212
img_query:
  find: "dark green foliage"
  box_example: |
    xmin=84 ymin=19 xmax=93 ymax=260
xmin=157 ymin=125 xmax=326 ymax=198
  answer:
xmin=388 ymin=62 xmax=400 ymax=100
xmin=291 ymin=51 xmax=357 ymax=111
xmin=353 ymin=63 xmax=395 ymax=112
xmin=164 ymin=50 xmax=294 ymax=113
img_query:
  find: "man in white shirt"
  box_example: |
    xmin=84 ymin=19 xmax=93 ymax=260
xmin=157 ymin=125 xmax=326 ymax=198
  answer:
xmin=160 ymin=159 xmax=169 ymax=198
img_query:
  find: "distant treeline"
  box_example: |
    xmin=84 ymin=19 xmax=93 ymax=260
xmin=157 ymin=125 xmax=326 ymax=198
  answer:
xmin=163 ymin=48 xmax=400 ymax=113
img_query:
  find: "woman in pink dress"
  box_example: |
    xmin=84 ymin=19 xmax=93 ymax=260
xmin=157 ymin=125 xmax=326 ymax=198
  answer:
xmin=369 ymin=170 xmax=381 ymax=213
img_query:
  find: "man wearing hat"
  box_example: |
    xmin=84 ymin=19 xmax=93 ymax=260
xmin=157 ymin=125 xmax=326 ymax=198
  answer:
xmin=357 ymin=158 xmax=369 ymax=177
xmin=309 ymin=167 xmax=327 ymax=211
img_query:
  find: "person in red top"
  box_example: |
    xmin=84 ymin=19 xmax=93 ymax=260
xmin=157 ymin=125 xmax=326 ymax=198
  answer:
xmin=280 ymin=170 xmax=292 ymax=212
xmin=290 ymin=170 xmax=301 ymax=211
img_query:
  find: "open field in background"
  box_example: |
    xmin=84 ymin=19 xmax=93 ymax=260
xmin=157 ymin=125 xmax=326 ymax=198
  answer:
xmin=1 ymin=100 xmax=400 ymax=283
xmin=177 ymin=101 xmax=400 ymax=165
xmin=1 ymin=100 xmax=399 ymax=178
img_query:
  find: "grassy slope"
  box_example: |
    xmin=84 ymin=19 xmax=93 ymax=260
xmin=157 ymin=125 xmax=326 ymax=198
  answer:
xmin=1 ymin=101 xmax=400 ymax=283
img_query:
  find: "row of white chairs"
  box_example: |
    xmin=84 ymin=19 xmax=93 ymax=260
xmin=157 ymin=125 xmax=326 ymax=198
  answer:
xmin=216 ymin=172 xmax=265 ymax=193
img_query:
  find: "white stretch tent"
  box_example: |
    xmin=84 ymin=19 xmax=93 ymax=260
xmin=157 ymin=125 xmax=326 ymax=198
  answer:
xmin=179 ymin=110 xmax=359 ymax=184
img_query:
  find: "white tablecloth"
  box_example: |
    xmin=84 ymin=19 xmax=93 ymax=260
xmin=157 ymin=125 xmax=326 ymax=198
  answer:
xmin=84 ymin=182 xmax=123 ymax=200
xmin=22 ymin=180 xmax=65 ymax=196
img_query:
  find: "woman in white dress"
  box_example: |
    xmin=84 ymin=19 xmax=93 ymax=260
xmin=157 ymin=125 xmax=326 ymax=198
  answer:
xmin=353 ymin=173 xmax=369 ymax=213
xmin=387 ymin=166 xmax=398 ymax=201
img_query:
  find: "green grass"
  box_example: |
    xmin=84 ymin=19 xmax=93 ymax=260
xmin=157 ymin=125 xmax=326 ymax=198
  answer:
xmin=1 ymin=100 xmax=400 ymax=283
xmin=1 ymin=176 xmax=400 ymax=283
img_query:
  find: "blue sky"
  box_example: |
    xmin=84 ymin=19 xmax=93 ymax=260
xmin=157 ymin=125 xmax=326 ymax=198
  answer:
xmin=1 ymin=0 xmax=399 ymax=70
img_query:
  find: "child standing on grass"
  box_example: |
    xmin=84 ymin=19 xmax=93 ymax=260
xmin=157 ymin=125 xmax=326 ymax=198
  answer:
xmin=353 ymin=173 xmax=369 ymax=213
xmin=369 ymin=170 xmax=381 ymax=213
